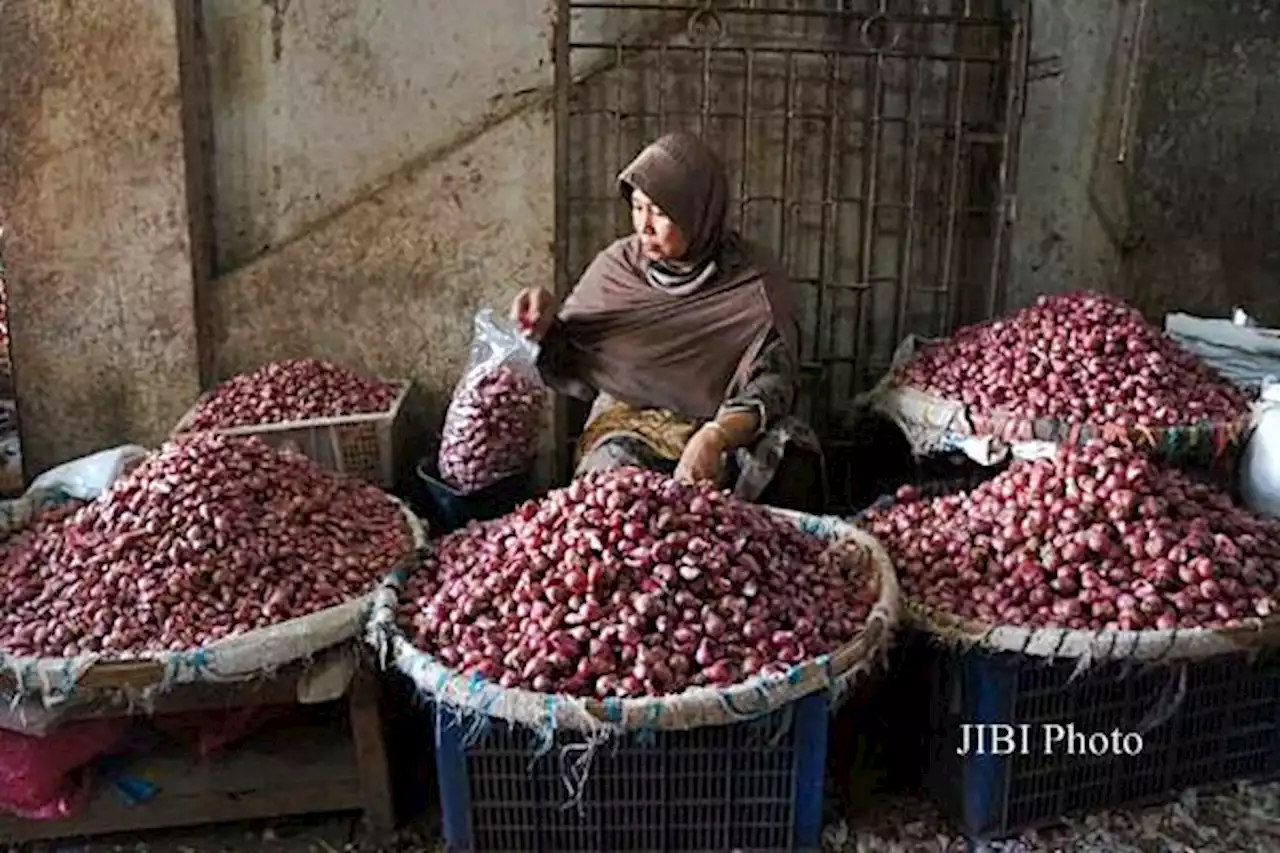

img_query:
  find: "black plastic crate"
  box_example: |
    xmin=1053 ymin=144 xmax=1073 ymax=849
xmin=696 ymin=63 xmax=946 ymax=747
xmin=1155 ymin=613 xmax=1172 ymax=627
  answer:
xmin=912 ymin=453 xmax=1006 ymax=498
xmin=433 ymin=693 xmax=829 ymax=852
xmin=408 ymin=454 xmax=532 ymax=536
xmin=907 ymin=636 xmax=1280 ymax=840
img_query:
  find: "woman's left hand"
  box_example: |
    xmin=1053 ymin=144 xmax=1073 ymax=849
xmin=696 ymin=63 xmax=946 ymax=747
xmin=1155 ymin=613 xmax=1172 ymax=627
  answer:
xmin=674 ymin=425 xmax=729 ymax=484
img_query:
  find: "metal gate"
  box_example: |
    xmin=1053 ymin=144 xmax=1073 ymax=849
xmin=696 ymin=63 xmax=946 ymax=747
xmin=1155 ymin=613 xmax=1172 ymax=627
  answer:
xmin=553 ymin=0 xmax=1028 ymax=501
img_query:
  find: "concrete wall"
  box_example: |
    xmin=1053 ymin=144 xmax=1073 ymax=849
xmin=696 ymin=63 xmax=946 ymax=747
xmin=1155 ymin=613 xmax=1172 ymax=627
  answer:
xmin=204 ymin=0 xmax=556 ymax=274
xmin=0 ymin=1 xmax=201 ymax=475
xmin=1006 ymin=0 xmax=1124 ymax=308
xmin=1008 ymin=0 xmax=1280 ymax=329
xmin=1121 ymin=0 xmax=1280 ymax=324
xmin=0 ymin=0 xmax=625 ymax=479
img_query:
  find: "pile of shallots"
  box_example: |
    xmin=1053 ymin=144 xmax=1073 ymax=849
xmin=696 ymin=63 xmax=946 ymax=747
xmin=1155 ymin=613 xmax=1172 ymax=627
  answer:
xmin=180 ymin=359 xmax=399 ymax=431
xmin=863 ymin=443 xmax=1280 ymax=632
xmin=437 ymin=364 xmax=545 ymax=493
xmin=0 ymin=434 xmax=413 ymax=658
xmin=400 ymin=468 xmax=878 ymax=698
xmin=896 ymin=291 xmax=1249 ymax=428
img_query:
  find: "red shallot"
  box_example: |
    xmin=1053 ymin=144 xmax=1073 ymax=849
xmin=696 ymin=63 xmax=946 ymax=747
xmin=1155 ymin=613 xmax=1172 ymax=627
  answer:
xmin=0 ymin=434 xmax=413 ymax=659
xmin=180 ymin=359 xmax=398 ymax=430
xmin=399 ymin=467 xmax=879 ymax=697
xmin=864 ymin=443 xmax=1279 ymax=632
xmin=897 ymin=291 xmax=1249 ymax=429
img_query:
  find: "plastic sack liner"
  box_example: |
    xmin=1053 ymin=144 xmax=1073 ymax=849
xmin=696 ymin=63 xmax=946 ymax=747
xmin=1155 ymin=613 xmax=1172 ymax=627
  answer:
xmin=28 ymin=444 xmax=149 ymax=501
xmin=366 ymin=510 xmax=900 ymax=740
xmin=0 ymin=450 xmax=428 ymax=717
xmin=438 ymin=309 xmax=548 ymax=495
xmin=867 ymin=335 xmax=1252 ymax=468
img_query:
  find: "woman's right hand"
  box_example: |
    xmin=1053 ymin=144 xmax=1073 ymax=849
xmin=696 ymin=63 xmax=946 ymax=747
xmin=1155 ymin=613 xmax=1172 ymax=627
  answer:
xmin=510 ymin=287 xmax=557 ymax=342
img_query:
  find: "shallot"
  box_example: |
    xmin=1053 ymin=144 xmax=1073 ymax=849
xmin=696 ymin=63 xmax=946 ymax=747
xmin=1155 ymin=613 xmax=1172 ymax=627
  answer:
xmin=897 ymin=291 xmax=1250 ymax=428
xmin=180 ymin=359 xmax=398 ymax=431
xmin=438 ymin=364 xmax=545 ymax=493
xmin=864 ymin=443 xmax=1280 ymax=631
xmin=399 ymin=467 xmax=879 ymax=697
xmin=0 ymin=434 xmax=413 ymax=659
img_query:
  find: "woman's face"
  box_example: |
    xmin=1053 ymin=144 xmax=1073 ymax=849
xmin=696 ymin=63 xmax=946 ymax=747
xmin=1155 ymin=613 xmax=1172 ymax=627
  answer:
xmin=631 ymin=188 xmax=689 ymax=263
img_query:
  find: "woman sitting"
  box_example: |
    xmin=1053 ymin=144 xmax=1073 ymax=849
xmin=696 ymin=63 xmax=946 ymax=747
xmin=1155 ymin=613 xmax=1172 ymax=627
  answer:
xmin=511 ymin=132 xmax=824 ymax=511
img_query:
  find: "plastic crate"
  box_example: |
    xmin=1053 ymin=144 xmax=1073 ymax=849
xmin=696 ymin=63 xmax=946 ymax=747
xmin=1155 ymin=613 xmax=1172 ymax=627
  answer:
xmin=907 ymin=636 xmax=1280 ymax=840
xmin=172 ymin=380 xmax=410 ymax=490
xmin=433 ymin=692 xmax=829 ymax=852
xmin=410 ymin=455 xmax=532 ymax=536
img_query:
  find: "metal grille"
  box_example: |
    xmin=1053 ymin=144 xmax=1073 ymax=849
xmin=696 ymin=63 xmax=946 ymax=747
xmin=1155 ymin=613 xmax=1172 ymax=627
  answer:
xmin=553 ymin=0 xmax=1027 ymax=486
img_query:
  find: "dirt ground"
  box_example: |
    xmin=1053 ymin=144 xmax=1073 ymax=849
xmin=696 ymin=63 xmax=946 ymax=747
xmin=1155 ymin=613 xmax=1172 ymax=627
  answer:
xmin=7 ymin=782 xmax=1279 ymax=853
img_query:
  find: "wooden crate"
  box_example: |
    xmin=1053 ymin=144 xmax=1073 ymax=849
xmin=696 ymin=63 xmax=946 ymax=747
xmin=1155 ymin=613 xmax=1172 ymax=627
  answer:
xmin=0 ymin=648 xmax=395 ymax=842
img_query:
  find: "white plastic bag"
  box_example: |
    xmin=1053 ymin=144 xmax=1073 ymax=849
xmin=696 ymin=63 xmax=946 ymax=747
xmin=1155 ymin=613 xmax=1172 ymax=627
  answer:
xmin=28 ymin=445 xmax=149 ymax=501
xmin=1165 ymin=311 xmax=1280 ymax=394
xmin=437 ymin=310 xmax=547 ymax=494
xmin=1241 ymin=380 xmax=1280 ymax=518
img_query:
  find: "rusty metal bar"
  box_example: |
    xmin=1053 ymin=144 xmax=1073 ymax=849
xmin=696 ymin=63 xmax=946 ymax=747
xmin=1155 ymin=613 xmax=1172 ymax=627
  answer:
xmin=894 ymin=52 xmax=926 ymax=344
xmin=779 ymin=46 xmax=796 ymax=270
xmin=699 ymin=39 xmax=712 ymax=137
xmin=615 ymin=44 xmax=626 ymax=234
xmin=657 ymin=43 xmax=667 ymax=122
xmin=571 ymin=3 xmax=1007 ymax=26
xmin=569 ymin=106 xmax=999 ymax=131
xmin=738 ymin=48 xmax=754 ymax=228
xmin=553 ymin=0 xmax=573 ymax=484
xmin=570 ymin=193 xmax=1002 ymax=214
xmin=570 ymin=39 xmax=1005 ymax=63
xmin=853 ymin=0 xmax=889 ymax=393
xmin=941 ymin=0 xmax=973 ymax=331
xmin=987 ymin=0 xmax=1029 ymax=318
xmin=813 ymin=47 xmax=841 ymax=423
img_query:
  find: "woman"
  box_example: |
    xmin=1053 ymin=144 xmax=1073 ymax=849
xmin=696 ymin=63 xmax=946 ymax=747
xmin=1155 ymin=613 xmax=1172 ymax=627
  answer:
xmin=511 ymin=132 xmax=824 ymax=510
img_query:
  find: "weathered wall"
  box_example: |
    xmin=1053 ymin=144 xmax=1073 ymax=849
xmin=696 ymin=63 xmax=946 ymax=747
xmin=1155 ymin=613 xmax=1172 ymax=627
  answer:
xmin=1006 ymin=0 xmax=1123 ymax=308
xmin=1009 ymin=0 xmax=1280 ymax=328
xmin=204 ymin=0 xmax=557 ymax=273
xmin=1120 ymin=0 xmax=1280 ymax=325
xmin=0 ymin=1 xmax=201 ymax=475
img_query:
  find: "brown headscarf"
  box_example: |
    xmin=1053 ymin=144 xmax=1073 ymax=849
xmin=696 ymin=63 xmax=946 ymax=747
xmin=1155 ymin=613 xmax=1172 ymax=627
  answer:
xmin=543 ymin=132 xmax=799 ymax=421
xmin=618 ymin=131 xmax=729 ymax=263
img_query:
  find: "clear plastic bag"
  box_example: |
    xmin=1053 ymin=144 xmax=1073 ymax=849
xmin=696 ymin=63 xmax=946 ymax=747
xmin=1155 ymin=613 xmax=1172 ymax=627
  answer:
xmin=438 ymin=309 xmax=547 ymax=494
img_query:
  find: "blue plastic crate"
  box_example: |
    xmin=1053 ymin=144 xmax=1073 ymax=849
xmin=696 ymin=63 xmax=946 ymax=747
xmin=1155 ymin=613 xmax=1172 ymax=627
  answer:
xmin=433 ymin=692 xmax=829 ymax=852
xmin=909 ymin=636 xmax=1280 ymax=840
